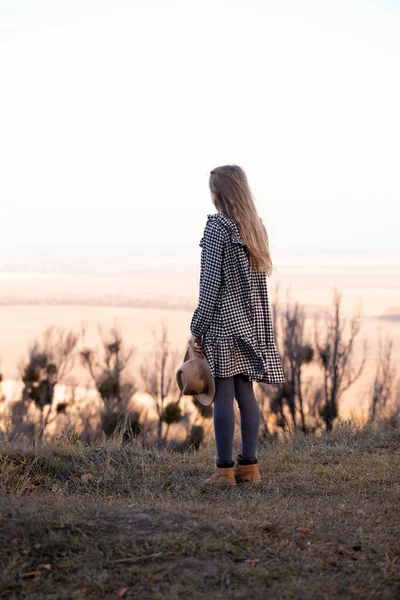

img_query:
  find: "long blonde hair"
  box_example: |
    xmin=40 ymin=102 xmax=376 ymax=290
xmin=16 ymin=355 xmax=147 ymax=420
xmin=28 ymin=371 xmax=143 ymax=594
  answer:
xmin=209 ymin=164 xmax=274 ymax=275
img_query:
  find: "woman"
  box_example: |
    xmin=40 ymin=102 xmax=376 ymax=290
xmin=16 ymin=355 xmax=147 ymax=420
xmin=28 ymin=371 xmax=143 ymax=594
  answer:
xmin=189 ymin=164 xmax=285 ymax=486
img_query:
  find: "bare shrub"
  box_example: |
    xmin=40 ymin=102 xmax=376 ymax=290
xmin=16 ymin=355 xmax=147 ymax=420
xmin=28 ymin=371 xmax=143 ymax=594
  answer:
xmin=80 ymin=322 xmax=141 ymax=440
xmin=369 ymin=330 xmax=397 ymax=423
xmin=13 ymin=326 xmax=78 ymax=440
xmin=314 ymin=289 xmax=367 ymax=431
xmin=139 ymin=320 xmax=184 ymax=447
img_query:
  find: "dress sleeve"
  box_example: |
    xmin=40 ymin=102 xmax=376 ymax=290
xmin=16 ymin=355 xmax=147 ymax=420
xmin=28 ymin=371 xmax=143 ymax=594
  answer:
xmin=190 ymin=222 xmax=225 ymax=337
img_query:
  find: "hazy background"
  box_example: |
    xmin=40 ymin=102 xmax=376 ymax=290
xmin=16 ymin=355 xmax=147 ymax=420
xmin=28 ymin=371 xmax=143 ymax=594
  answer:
xmin=1 ymin=0 xmax=399 ymax=264
xmin=1 ymin=0 xmax=399 ymax=420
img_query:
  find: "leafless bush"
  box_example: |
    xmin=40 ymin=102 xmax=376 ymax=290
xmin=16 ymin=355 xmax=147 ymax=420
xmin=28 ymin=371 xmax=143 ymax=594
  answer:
xmin=369 ymin=330 xmax=397 ymax=423
xmin=13 ymin=326 xmax=78 ymax=440
xmin=79 ymin=322 xmax=140 ymax=440
xmin=139 ymin=320 xmax=186 ymax=447
xmin=314 ymin=288 xmax=368 ymax=431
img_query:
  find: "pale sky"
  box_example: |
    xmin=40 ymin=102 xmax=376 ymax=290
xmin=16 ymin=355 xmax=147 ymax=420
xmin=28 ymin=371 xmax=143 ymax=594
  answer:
xmin=1 ymin=0 xmax=399 ymax=271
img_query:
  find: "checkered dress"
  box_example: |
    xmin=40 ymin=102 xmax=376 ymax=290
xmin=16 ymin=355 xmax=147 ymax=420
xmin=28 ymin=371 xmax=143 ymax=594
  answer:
xmin=190 ymin=213 xmax=285 ymax=384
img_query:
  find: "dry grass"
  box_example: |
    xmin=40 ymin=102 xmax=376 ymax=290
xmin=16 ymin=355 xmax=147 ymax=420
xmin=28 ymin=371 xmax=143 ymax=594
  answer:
xmin=0 ymin=419 xmax=399 ymax=599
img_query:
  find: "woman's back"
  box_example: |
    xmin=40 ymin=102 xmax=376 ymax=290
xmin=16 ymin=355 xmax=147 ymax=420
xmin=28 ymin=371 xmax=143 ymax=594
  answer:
xmin=190 ymin=212 xmax=285 ymax=384
xmin=190 ymin=164 xmax=285 ymax=486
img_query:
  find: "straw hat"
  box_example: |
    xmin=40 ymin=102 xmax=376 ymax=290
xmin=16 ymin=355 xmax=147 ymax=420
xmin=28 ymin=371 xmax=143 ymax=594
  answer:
xmin=176 ymin=340 xmax=215 ymax=406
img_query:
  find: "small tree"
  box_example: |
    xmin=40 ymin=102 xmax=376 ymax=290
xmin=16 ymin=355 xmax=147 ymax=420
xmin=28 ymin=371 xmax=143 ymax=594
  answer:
xmin=80 ymin=323 xmax=139 ymax=439
xmin=369 ymin=331 xmax=397 ymax=423
xmin=139 ymin=320 xmax=183 ymax=447
xmin=267 ymin=285 xmax=314 ymax=433
xmin=314 ymin=289 xmax=367 ymax=431
xmin=280 ymin=295 xmax=314 ymax=431
xmin=17 ymin=326 xmax=78 ymax=438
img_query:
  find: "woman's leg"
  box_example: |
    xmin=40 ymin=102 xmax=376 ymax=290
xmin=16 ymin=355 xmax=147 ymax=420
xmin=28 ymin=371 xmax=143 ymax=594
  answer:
xmin=233 ymin=374 xmax=261 ymax=459
xmin=213 ymin=376 xmax=235 ymax=466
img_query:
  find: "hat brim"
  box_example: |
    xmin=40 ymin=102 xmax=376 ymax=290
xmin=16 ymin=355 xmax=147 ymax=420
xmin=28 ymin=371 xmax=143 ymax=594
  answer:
xmin=184 ymin=345 xmax=215 ymax=406
xmin=194 ymin=389 xmax=215 ymax=406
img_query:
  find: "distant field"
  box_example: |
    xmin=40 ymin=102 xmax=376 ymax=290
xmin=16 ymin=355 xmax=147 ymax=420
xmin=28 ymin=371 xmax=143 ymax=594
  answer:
xmin=1 ymin=264 xmax=399 ymax=317
xmin=0 ymin=266 xmax=399 ymax=421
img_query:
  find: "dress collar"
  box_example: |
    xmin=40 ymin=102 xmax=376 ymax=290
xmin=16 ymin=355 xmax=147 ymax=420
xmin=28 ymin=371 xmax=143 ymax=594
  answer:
xmin=206 ymin=213 xmax=247 ymax=247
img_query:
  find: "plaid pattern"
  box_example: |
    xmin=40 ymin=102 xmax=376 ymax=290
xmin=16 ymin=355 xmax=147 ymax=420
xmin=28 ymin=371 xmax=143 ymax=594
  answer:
xmin=190 ymin=213 xmax=285 ymax=384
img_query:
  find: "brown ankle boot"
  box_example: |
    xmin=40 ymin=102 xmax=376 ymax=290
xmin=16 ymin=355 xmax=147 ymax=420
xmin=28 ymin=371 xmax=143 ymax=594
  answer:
xmin=234 ymin=454 xmax=262 ymax=483
xmin=204 ymin=466 xmax=237 ymax=486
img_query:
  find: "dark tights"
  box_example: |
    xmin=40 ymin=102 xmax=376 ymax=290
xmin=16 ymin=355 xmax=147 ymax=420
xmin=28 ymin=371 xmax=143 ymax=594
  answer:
xmin=213 ymin=373 xmax=261 ymax=466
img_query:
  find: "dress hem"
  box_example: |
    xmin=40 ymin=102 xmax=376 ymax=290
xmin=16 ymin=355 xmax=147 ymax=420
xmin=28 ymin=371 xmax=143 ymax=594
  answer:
xmin=201 ymin=332 xmax=286 ymax=385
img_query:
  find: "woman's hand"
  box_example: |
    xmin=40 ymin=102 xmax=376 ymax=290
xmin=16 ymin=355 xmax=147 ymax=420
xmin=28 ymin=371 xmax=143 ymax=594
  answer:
xmin=189 ymin=333 xmax=203 ymax=352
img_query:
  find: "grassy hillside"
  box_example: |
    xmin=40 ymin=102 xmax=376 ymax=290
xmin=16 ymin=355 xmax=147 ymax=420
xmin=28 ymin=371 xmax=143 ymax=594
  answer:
xmin=1 ymin=420 xmax=399 ymax=599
